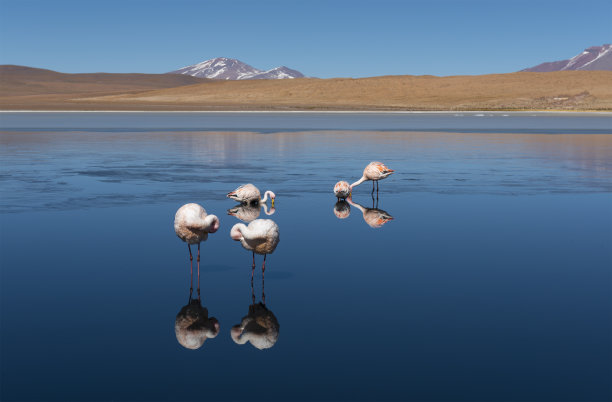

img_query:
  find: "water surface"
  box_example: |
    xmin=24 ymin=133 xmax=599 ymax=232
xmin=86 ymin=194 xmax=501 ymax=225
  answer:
xmin=1 ymin=113 xmax=611 ymax=401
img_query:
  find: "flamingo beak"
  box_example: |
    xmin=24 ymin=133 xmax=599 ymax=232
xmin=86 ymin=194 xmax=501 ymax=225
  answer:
xmin=271 ymin=198 xmax=275 ymax=207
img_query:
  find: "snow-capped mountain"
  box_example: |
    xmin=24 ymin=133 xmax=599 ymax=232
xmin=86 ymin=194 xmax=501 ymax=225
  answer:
xmin=168 ymin=58 xmax=304 ymax=80
xmin=521 ymin=44 xmax=612 ymax=72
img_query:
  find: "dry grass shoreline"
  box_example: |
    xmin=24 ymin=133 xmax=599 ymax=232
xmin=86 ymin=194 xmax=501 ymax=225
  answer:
xmin=1 ymin=66 xmax=611 ymax=112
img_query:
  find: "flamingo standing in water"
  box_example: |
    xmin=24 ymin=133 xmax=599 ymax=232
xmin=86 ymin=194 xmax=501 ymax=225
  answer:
xmin=333 ymin=181 xmax=351 ymax=200
xmin=350 ymin=161 xmax=395 ymax=196
xmin=230 ymin=219 xmax=280 ymax=278
xmin=174 ymin=203 xmax=220 ymax=298
xmin=227 ymin=184 xmax=276 ymax=206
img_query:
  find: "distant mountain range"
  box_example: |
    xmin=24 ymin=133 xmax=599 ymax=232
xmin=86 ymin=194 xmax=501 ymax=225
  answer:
xmin=522 ymin=44 xmax=612 ymax=72
xmin=168 ymin=57 xmax=305 ymax=80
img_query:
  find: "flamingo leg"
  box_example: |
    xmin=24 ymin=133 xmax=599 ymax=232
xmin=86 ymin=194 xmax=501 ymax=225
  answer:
xmin=251 ymin=251 xmax=255 ymax=279
xmin=197 ymin=243 xmax=201 ymax=299
xmin=371 ymin=180 xmax=375 ymax=195
xmin=262 ymin=265 xmax=266 ymax=306
xmin=188 ymin=244 xmax=193 ymax=295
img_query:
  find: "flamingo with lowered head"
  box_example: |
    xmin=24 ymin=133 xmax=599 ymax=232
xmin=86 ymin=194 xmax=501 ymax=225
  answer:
xmin=227 ymin=183 xmax=275 ymax=206
xmin=333 ymin=181 xmax=351 ymax=200
xmin=174 ymin=203 xmax=220 ymax=297
xmin=230 ymin=219 xmax=280 ymax=276
xmin=350 ymin=161 xmax=395 ymax=195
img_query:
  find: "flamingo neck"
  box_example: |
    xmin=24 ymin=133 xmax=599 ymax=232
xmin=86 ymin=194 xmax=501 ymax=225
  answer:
xmin=261 ymin=191 xmax=272 ymax=203
xmin=230 ymin=223 xmax=248 ymax=241
xmin=350 ymin=176 xmax=366 ymax=189
xmin=202 ymin=214 xmax=219 ymax=233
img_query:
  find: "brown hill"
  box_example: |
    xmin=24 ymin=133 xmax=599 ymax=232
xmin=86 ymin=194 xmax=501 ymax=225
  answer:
xmin=1 ymin=66 xmax=611 ymax=111
xmin=0 ymin=65 xmax=208 ymax=110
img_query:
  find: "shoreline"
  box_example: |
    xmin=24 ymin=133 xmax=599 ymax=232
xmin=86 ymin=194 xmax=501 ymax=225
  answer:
xmin=1 ymin=110 xmax=611 ymax=115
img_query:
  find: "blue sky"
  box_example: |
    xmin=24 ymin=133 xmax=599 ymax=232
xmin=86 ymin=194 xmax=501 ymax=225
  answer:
xmin=0 ymin=0 xmax=610 ymax=77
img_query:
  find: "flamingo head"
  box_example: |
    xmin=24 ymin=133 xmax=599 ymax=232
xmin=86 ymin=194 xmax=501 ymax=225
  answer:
xmin=269 ymin=191 xmax=276 ymax=207
xmin=230 ymin=224 xmax=243 ymax=241
xmin=207 ymin=214 xmax=220 ymax=233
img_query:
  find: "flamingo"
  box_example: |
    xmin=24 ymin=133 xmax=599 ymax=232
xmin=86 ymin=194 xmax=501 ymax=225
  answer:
xmin=333 ymin=181 xmax=351 ymax=200
xmin=174 ymin=203 xmax=220 ymax=298
xmin=230 ymin=219 xmax=280 ymax=278
xmin=350 ymin=161 xmax=395 ymax=196
xmin=227 ymin=184 xmax=276 ymax=206
xmin=346 ymin=196 xmax=394 ymax=228
xmin=227 ymin=203 xmax=275 ymax=223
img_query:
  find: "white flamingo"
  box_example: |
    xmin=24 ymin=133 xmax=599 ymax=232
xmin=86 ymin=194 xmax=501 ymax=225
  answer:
xmin=227 ymin=183 xmax=276 ymax=206
xmin=350 ymin=161 xmax=395 ymax=195
xmin=174 ymin=203 xmax=220 ymax=297
xmin=230 ymin=219 xmax=280 ymax=276
xmin=333 ymin=181 xmax=351 ymax=200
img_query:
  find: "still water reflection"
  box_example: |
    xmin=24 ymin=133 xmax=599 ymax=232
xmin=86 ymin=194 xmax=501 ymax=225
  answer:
xmin=346 ymin=196 xmax=394 ymax=228
xmin=228 ymin=203 xmax=275 ymax=222
xmin=231 ymin=274 xmax=280 ymax=350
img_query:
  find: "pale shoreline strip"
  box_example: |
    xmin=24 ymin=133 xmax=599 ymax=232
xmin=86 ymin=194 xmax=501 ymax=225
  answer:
xmin=1 ymin=110 xmax=611 ymax=116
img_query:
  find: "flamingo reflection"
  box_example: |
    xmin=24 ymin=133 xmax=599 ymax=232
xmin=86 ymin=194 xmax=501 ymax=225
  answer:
xmin=228 ymin=203 xmax=275 ymax=223
xmin=346 ymin=196 xmax=394 ymax=228
xmin=174 ymin=258 xmax=219 ymax=350
xmin=333 ymin=200 xmax=351 ymax=219
xmin=231 ymin=265 xmax=279 ymax=350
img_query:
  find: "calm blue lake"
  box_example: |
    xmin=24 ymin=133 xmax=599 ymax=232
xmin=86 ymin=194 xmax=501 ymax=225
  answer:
xmin=1 ymin=112 xmax=611 ymax=401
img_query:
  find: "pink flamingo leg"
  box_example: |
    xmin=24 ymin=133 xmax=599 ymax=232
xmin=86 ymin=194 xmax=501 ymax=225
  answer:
xmin=251 ymin=251 xmax=256 ymax=279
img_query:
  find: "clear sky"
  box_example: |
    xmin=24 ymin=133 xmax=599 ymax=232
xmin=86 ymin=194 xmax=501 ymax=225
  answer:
xmin=0 ymin=0 xmax=610 ymax=77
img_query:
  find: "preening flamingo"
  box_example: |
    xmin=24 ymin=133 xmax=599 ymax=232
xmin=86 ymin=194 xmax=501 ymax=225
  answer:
xmin=228 ymin=203 xmax=275 ymax=223
xmin=174 ymin=203 xmax=220 ymax=297
xmin=346 ymin=196 xmax=394 ymax=228
xmin=333 ymin=181 xmax=351 ymax=200
xmin=227 ymin=183 xmax=276 ymax=206
xmin=350 ymin=161 xmax=395 ymax=195
xmin=230 ymin=219 xmax=280 ymax=277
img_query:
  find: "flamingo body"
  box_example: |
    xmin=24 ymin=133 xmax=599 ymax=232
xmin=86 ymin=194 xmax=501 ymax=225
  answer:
xmin=230 ymin=219 xmax=280 ymax=255
xmin=174 ymin=203 xmax=219 ymax=244
xmin=227 ymin=183 xmax=276 ymax=206
xmin=350 ymin=161 xmax=395 ymax=190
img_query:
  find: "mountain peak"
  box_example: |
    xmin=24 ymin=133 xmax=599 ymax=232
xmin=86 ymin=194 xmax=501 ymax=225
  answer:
xmin=521 ymin=44 xmax=612 ymax=72
xmin=168 ymin=58 xmax=304 ymax=80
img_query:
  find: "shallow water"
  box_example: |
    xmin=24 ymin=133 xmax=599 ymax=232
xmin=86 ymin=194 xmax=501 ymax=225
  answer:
xmin=1 ymin=113 xmax=611 ymax=401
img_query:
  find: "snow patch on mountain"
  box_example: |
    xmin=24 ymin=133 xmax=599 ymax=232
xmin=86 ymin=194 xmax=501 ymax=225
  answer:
xmin=521 ymin=44 xmax=612 ymax=72
xmin=168 ymin=58 xmax=304 ymax=80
